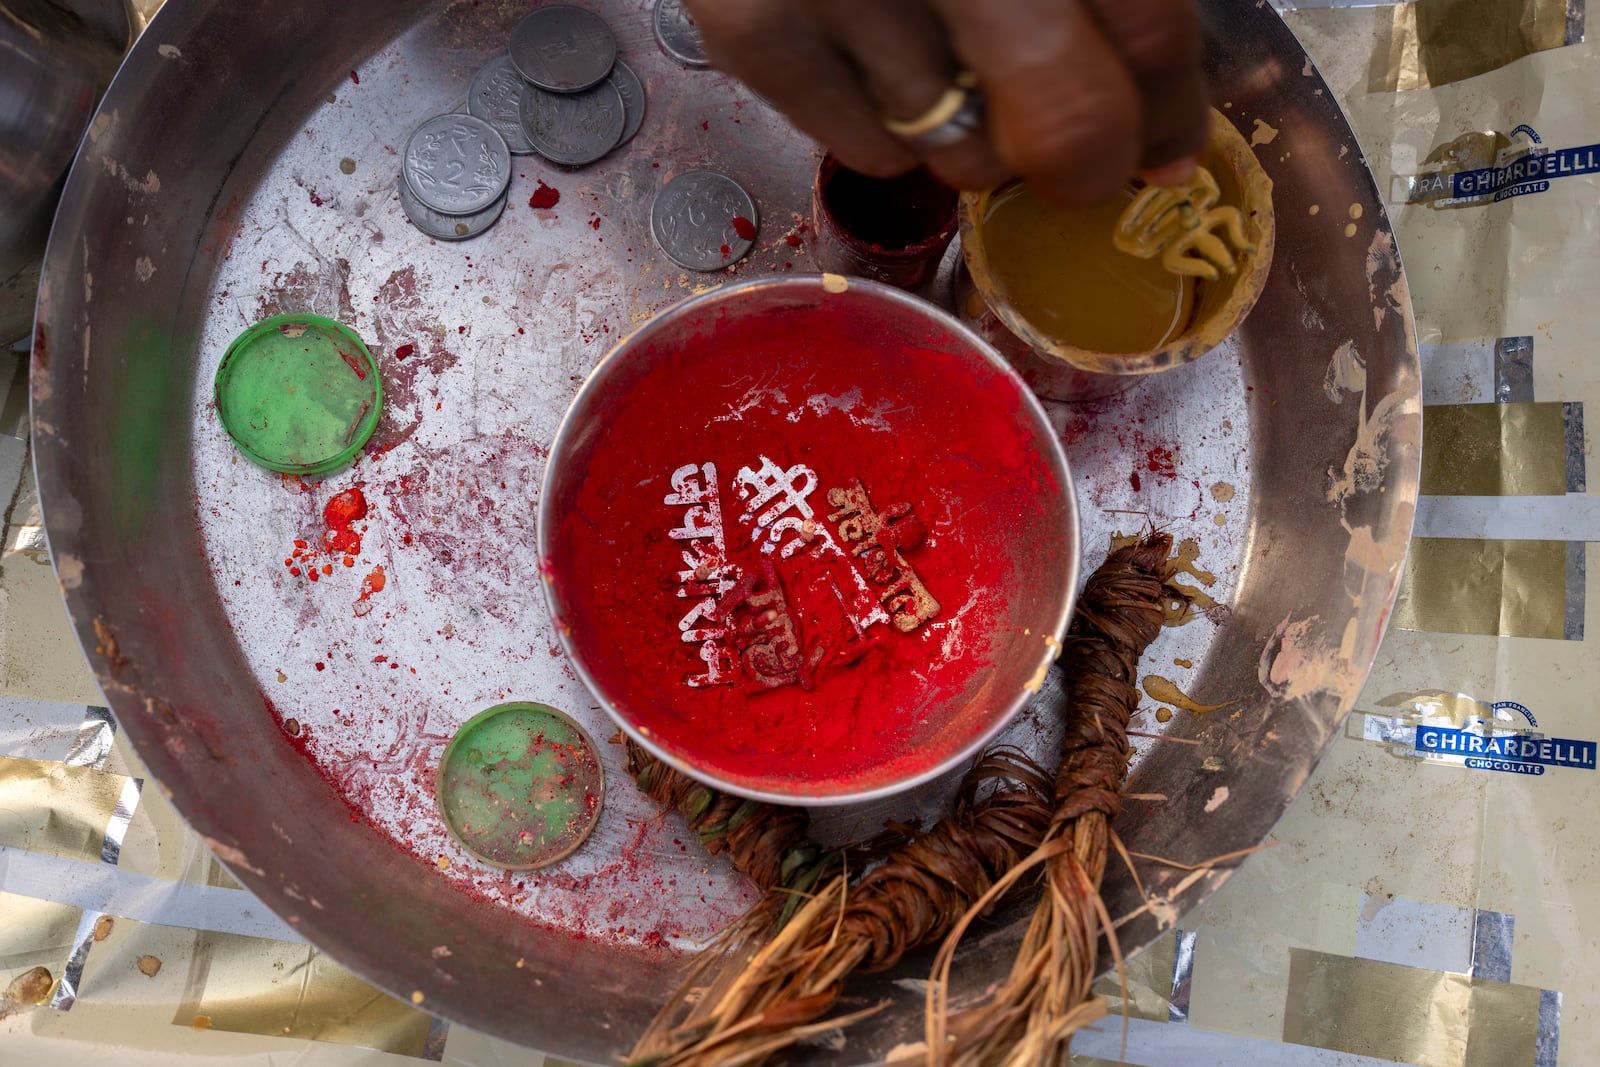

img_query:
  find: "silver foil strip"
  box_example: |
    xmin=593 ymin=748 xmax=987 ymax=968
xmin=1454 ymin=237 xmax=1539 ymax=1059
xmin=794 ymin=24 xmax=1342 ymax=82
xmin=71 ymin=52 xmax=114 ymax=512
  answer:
xmin=0 ymin=844 xmax=305 ymax=943
xmin=1565 ymin=0 xmax=1587 ymax=45
xmin=1563 ymin=402 xmax=1586 ymax=492
xmin=99 ymin=775 xmax=143 ymax=867
xmin=1420 ymin=335 xmax=1535 ymax=405
xmin=423 ymin=1016 xmax=451 ymax=1061
xmin=1537 ymin=988 xmax=1563 ymax=1067
xmin=48 ymin=908 xmax=105 ymax=1010
xmin=1169 ymin=928 xmax=1197 ymax=1023
xmin=1565 ymin=541 xmax=1586 ymax=642
xmin=1469 ymin=909 xmax=1515 ymax=982
xmin=1495 ymin=336 xmax=1536 ymax=403
xmin=63 ymin=706 xmax=117 ymax=770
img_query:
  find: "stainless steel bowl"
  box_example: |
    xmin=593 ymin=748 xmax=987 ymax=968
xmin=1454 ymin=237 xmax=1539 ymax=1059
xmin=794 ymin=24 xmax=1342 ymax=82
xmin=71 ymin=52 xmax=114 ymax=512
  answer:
xmin=32 ymin=0 xmax=1419 ymax=1061
xmin=538 ymin=276 xmax=1080 ymax=805
xmin=0 ymin=0 xmax=131 ymax=340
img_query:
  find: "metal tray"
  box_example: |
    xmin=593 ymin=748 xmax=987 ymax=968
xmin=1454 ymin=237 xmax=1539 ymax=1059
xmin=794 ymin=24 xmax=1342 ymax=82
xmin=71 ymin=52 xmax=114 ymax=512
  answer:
xmin=32 ymin=0 xmax=1420 ymax=1061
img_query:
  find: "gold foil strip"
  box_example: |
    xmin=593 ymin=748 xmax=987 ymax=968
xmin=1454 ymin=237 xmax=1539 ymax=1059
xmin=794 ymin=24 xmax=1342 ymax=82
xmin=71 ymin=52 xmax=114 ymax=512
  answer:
xmin=1284 ymin=948 xmax=1541 ymax=1065
xmin=175 ymin=930 xmax=434 ymax=1055
xmin=1375 ymin=0 xmax=1581 ymax=92
xmin=71 ymin=916 xmax=197 ymax=1006
xmin=1391 ymin=538 xmax=1568 ymax=639
xmin=1091 ymin=929 xmax=1177 ymax=1023
xmin=0 ymin=756 xmax=131 ymax=864
xmin=1420 ymin=403 xmax=1568 ymax=496
xmin=0 ymin=892 xmax=81 ymax=1006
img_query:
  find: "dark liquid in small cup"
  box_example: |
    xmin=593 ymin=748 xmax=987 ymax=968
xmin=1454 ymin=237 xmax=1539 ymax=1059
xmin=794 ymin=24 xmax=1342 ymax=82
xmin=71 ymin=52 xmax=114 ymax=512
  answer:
xmin=818 ymin=158 xmax=958 ymax=253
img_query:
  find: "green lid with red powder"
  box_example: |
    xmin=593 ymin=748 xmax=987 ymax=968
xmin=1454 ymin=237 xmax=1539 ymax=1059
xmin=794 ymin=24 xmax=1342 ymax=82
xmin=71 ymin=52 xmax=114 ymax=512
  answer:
xmin=214 ymin=313 xmax=382 ymax=475
xmin=435 ymin=702 xmax=606 ymax=870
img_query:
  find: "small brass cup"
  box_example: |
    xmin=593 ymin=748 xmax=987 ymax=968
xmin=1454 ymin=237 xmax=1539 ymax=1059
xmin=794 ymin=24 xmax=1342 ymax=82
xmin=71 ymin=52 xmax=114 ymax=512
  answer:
xmin=957 ymin=108 xmax=1276 ymax=401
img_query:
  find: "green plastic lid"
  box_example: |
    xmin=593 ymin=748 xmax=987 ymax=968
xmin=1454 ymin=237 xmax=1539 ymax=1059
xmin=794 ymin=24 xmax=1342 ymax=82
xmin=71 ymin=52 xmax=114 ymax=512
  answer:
xmin=214 ymin=314 xmax=382 ymax=474
xmin=436 ymin=702 xmax=606 ymax=870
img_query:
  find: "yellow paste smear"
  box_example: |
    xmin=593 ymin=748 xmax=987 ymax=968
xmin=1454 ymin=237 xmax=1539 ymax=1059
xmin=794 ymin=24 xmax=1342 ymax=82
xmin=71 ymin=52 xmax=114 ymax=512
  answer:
xmin=1144 ymin=675 xmax=1234 ymax=715
xmin=1113 ymin=166 xmax=1254 ymax=282
xmin=980 ymin=183 xmax=1197 ymax=354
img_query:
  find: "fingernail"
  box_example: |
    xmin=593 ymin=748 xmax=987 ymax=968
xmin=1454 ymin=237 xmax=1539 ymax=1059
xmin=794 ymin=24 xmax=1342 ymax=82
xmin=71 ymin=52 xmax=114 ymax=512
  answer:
xmin=1140 ymin=157 xmax=1199 ymax=187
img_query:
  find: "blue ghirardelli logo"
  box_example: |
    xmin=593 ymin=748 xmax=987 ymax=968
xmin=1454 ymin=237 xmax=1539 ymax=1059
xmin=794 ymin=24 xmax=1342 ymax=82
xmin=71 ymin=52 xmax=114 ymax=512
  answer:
xmin=1364 ymin=695 xmax=1595 ymax=778
xmin=1414 ymin=726 xmax=1597 ymax=776
xmin=1451 ymin=141 xmax=1600 ymax=202
xmin=1396 ymin=125 xmax=1600 ymax=207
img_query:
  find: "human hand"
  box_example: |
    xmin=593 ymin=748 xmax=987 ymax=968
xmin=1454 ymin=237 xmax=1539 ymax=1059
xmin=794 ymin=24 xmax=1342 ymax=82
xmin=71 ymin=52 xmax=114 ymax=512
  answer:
xmin=683 ymin=0 xmax=1211 ymax=206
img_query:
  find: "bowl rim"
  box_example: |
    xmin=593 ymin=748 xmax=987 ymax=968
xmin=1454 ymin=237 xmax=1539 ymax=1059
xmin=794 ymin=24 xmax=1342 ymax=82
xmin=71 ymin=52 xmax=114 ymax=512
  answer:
xmin=534 ymin=273 xmax=1081 ymax=806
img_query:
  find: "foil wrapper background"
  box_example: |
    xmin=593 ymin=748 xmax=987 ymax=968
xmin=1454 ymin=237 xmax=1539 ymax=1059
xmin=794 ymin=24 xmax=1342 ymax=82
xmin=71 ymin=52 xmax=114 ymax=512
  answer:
xmin=1373 ymin=0 xmax=1585 ymax=91
xmin=5 ymin=3 xmax=1600 ymax=1066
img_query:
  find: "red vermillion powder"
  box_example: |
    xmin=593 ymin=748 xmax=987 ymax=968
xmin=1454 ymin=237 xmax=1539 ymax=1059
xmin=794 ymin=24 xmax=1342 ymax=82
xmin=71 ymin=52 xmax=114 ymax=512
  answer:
xmin=323 ymin=487 xmax=367 ymax=556
xmin=551 ymin=302 xmax=1060 ymax=796
xmin=528 ymin=181 xmax=561 ymax=210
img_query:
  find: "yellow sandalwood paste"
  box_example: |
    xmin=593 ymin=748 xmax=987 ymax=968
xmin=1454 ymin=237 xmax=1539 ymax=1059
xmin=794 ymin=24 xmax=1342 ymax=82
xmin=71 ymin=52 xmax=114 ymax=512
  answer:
xmin=979 ymin=182 xmax=1197 ymax=355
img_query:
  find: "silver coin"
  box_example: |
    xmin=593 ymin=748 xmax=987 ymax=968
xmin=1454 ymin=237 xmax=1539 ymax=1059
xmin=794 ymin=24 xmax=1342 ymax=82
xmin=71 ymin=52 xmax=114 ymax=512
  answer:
xmin=651 ymin=170 xmax=759 ymax=271
xmin=607 ymin=60 xmax=646 ymax=147
xmin=519 ymin=80 xmax=625 ymax=167
xmin=509 ymin=5 xmax=617 ymax=93
xmin=467 ymin=56 xmax=538 ymax=156
xmin=402 ymin=113 xmax=511 ymax=216
xmin=396 ymin=174 xmax=507 ymax=241
xmin=652 ymin=0 xmax=709 ymax=68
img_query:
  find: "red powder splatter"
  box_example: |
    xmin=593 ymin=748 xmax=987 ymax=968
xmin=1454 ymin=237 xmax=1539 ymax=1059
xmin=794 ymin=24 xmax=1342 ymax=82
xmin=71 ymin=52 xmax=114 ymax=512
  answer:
xmin=323 ymin=488 xmax=368 ymax=556
xmin=307 ymin=188 xmax=325 ymax=208
xmin=349 ymin=70 xmax=360 ymax=84
xmin=1145 ymin=447 xmax=1178 ymax=479
xmin=1129 ymin=471 xmax=1142 ymax=491
xmin=393 ymin=343 xmax=415 ymax=361
xmin=719 ymin=243 xmax=731 ymax=257
xmin=280 ymin=486 xmax=370 ymax=584
xmin=590 ymin=217 xmax=601 ymax=230
xmin=528 ymin=180 xmax=560 ymax=209
xmin=731 ymin=216 xmax=757 ymax=241
xmin=699 ymin=120 xmax=709 ymax=131
xmin=552 ymin=306 xmax=1057 ymax=795
xmin=785 ymin=233 xmax=803 ymax=247
xmin=336 ymin=348 xmax=367 ymax=380
xmin=354 ymin=565 xmax=386 ymax=617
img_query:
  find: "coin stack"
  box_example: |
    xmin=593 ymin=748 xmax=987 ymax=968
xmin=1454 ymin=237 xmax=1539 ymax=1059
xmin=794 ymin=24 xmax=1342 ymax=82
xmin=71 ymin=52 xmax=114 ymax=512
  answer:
xmin=398 ymin=114 xmax=514 ymax=242
xmin=398 ymin=1 xmax=760 ymax=266
xmin=398 ymin=5 xmax=656 ymax=240
xmin=504 ymin=5 xmax=648 ymax=167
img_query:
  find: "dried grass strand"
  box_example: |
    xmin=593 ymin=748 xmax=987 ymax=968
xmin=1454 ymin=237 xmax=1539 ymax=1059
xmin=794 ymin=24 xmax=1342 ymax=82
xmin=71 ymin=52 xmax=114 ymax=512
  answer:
xmin=930 ymin=533 xmax=1176 ymax=1067
xmin=629 ymin=750 xmax=1056 ymax=1067
xmin=629 ymin=533 xmax=1185 ymax=1067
